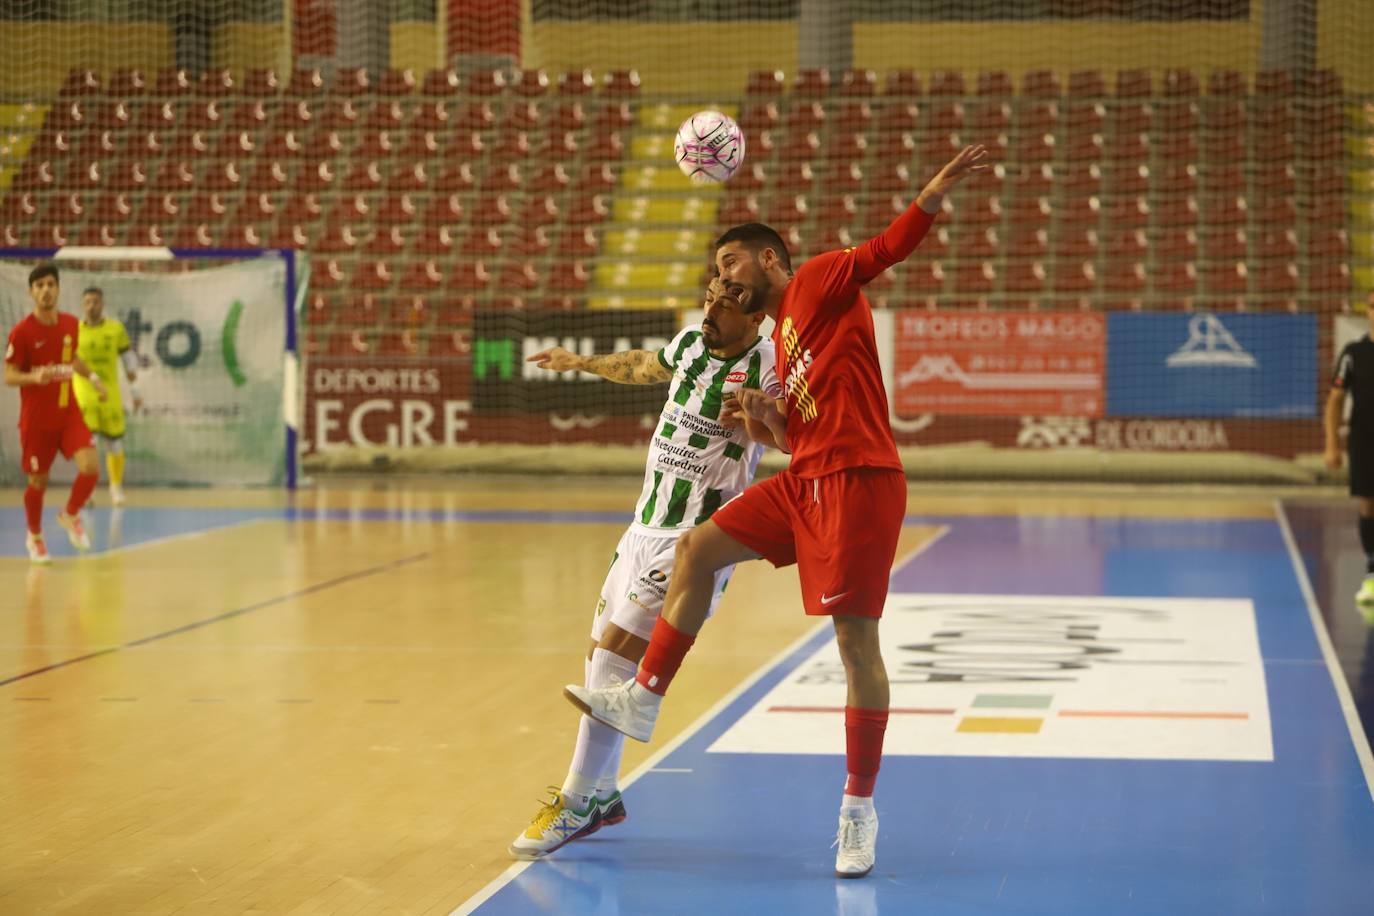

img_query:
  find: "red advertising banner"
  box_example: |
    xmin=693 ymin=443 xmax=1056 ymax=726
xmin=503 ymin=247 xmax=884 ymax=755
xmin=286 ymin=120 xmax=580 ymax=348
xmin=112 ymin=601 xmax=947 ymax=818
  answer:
xmin=894 ymin=311 xmax=1106 ymax=418
xmin=304 ymin=360 xmax=472 ymax=453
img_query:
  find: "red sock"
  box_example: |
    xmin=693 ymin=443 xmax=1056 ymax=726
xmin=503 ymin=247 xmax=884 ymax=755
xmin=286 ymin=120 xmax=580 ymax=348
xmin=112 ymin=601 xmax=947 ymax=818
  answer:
xmin=635 ymin=616 xmax=696 ymax=696
xmin=66 ymin=473 xmax=97 ymax=516
xmin=23 ymin=485 xmax=44 ymax=535
xmin=844 ymin=706 xmax=890 ymax=797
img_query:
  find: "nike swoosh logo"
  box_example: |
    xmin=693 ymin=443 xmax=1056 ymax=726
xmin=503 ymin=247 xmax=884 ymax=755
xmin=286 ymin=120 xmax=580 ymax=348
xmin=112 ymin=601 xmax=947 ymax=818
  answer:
xmin=820 ymin=592 xmax=850 ymax=606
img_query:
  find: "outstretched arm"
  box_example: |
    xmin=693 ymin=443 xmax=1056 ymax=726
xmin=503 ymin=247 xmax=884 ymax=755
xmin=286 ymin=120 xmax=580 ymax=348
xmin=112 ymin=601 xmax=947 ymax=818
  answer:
xmin=526 ymin=346 xmax=673 ymax=385
xmin=851 ymin=144 xmax=991 ymax=284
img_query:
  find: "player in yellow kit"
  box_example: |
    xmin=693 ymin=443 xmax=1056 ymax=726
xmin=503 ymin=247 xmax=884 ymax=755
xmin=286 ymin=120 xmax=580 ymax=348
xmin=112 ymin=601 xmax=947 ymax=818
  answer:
xmin=73 ymin=287 xmax=142 ymax=506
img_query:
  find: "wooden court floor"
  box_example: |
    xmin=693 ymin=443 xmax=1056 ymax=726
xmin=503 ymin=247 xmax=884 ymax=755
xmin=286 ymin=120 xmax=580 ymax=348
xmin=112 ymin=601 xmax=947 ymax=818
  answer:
xmin=0 ymin=478 xmax=1283 ymax=914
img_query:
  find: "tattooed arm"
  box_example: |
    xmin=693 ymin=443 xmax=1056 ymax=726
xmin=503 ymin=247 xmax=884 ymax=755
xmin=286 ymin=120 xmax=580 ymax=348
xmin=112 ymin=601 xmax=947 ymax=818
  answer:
xmin=525 ymin=345 xmax=673 ymax=385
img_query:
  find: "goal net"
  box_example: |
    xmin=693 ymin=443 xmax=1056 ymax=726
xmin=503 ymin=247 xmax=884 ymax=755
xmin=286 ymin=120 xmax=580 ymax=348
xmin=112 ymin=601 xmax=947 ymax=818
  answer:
xmin=0 ymin=1 xmax=1365 ymax=484
xmin=0 ymin=248 xmax=299 ymax=487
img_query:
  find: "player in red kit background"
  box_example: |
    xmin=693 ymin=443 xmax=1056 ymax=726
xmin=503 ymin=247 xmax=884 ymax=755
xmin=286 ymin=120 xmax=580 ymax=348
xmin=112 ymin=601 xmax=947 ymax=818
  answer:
xmin=565 ymin=145 xmax=989 ymax=878
xmin=4 ymin=262 xmax=107 ymax=563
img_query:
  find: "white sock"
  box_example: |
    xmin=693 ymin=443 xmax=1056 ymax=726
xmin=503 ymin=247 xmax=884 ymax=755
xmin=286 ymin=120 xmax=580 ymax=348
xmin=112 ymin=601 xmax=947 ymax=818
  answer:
xmin=567 ymin=648 xmax=638 ymax=801
xmin=841 ymin=792 xmax=875 ymax=814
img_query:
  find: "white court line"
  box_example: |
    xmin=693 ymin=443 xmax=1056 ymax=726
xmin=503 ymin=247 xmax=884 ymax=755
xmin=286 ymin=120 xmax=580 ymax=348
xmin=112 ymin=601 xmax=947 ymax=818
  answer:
xmin=449 ymin=521 xmax=954 ymax=916
xmin=1273 ymin=500 xmax=1374 ymax=805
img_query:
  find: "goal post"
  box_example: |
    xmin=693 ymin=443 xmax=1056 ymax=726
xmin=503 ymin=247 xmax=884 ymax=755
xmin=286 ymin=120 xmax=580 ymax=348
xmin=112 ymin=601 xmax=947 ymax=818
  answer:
xmin=0 ymin=246 xmax=301 ymax=489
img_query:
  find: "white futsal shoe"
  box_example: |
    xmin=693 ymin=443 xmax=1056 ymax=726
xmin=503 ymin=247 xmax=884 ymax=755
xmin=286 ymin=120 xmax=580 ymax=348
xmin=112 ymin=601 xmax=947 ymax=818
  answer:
xmin=110 ymin=483 xmax=126 ymax=506
xmin=26 ymin=532 xmax=51 ymax=565
xmin=563 ymin=679 xmax=660 ymax=743
xmin=56 ymin=512 xmax=90 ymax=550
xmin=833 ymin=807 xmax=879 ymax=878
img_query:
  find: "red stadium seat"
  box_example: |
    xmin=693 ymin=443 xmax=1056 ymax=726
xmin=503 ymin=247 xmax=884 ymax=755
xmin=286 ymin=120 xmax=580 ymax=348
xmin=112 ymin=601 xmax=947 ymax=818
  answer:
xmin=1054 ymin=261 xmax=1097 ymax=295
xmin=839 ymin=69 xmax=877 ymax=96
xmin=1021 ymin=70 xmax=1060 ymax=98
xmin=1199 ymin=228 xmax=1245 ymax=261
xmin=929 ymin=71 xmax=967 ymax=96
xmin=1004 ymin=261 xmax=1047 ymax=294
xmin=1114 ymin=70 xmax=1151 ymax=98
xmin=883 ymin=70 xmax=921 ymax=97
xmin=1253 ymin=70 xmax=1293 ymax=96
xmin=1161 ymin=69 xmax=1199 ymax=97
xmin=746 ymin=70 xmax=786 ymax=96
xmin=421 ymin=69 xmax=461 ymax=96
xmin=1069 ymin=70 xmax=1108 ymax=97
xmin=1103 ymin=262 xmax=1146 ymax=295
xmin=378 ymin=68 xmax=419 ymax=96
xmin=1206 ymin=70 xmax=1246 ymax=97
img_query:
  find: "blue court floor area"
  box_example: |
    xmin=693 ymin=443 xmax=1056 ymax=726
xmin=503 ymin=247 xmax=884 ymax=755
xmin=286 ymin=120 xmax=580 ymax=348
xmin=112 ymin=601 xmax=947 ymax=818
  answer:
xmin=0 ymin=505 xmax=277 ymax=557
xmin=461 ymin=513 xmax=1374 ymax=916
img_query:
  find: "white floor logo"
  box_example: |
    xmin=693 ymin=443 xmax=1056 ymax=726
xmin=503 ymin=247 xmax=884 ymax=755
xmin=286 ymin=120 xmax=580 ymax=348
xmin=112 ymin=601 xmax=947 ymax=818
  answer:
xmin=710 ymin=594 xmax=1272 ymax=762
xmin=1166 ymin=313 xmax=1258 ymax=369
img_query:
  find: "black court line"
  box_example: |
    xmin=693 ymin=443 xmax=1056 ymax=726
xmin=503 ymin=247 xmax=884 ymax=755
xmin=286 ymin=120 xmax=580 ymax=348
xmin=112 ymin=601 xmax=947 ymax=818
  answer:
xmin=0 ymin=552 xmax=430 ymax=688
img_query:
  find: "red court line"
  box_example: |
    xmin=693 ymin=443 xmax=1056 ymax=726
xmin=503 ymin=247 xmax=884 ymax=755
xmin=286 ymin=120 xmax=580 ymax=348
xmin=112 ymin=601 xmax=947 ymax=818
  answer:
xmin=768 ymin=705 xmax=956 ymax=715
xmin=1058 ymin=710 xmax=1250 ymax=720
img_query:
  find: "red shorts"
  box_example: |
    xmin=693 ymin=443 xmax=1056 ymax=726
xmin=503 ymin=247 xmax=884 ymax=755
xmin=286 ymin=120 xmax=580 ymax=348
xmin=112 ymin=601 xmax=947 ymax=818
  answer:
xmin=713 ymin=467 xmax=907 ymax=618
xmin=20 ymin=416 xmax=94 ymax=475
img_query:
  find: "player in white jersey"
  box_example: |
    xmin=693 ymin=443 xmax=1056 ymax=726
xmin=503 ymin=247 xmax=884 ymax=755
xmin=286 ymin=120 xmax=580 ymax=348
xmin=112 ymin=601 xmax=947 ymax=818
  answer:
xmin=509 ymin=279 xmax=784 ymax=859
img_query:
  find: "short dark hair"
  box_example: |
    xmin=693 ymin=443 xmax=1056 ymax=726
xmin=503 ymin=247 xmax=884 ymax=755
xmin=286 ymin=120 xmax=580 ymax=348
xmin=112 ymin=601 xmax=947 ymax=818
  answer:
xmin=82 ymin=286 xmax=103 ymax=298
xmin=714 ymin=222 xmax=792 ymax=272
xmin=28 ymin=262 xmax=59 ymax=288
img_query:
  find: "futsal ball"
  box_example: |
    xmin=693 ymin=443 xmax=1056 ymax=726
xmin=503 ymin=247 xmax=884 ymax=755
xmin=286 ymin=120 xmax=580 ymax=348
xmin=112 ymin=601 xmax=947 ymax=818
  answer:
xmin=674 ymin=110 xmax=745 ymax=185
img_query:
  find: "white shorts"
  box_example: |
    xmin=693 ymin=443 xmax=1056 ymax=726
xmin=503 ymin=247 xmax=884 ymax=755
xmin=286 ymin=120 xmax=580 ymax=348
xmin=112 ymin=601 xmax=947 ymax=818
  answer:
xmin=590 ymin=526 xmax=734 ymax=643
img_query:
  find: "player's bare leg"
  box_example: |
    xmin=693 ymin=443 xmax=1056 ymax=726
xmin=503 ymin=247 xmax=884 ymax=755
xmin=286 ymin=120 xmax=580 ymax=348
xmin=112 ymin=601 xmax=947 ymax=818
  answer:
xmin=564 ymin=521 xmax=758 ymax=741
xmin=56 ymin=446 xmax=98 ymax=551
xmin=831 ymin=614 xmax=888 ymax=878
xmin=24 ymin=470 xmax=51 ymax=564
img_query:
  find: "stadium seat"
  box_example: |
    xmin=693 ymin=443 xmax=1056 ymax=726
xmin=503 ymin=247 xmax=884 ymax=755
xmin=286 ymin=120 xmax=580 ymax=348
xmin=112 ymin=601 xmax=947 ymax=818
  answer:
xmin=1114 ymin=70 xmax=1152 ymax=98
xmin=883 ymin=70 xmax=921 ymax=97
xmin=928 ymin=71 xmax=966 ymax=96
xmin=1004 ymin=261 xmax=1047 ymax=294
xmin=1055 ymin=261 xmax=1097 ymax=294
xmin=1161 ymin=69 xmax=1199 ymax=97
xmin=377 ymin=68 xmax=419 ymax=96
xmin=1103 ymin=262 xmax=1147 ymax=295
xmin=746 ymin=70 xmax=786 ymax=96
xmin=288 ymin=68 xmax=327 ymax=95
xmin=1200 ymin=228 xmax=1246 ymax=261
xmin=1021 ymin=70 xmax=1060 ymax=98
xmin=1253 ymin=70 xmax=1293 ymax=96
xmin=977 ymin=70 xmax=1013 ymax=96
xmin=1205 ymin=70 xmax=1246 ymax=97
xmin=421 ymin=69 xmax=461 ymax=96
xmin=1066 ymin=70 xmax=1107 ymax=97
xmin=839 ymin=69 xmax=877 ymax=96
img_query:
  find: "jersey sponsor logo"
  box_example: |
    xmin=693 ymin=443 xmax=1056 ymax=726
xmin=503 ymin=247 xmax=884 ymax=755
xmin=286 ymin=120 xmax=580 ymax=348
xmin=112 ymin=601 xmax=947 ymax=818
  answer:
xmin=725 ymin=371 xmax=748 ymax=384
xmin=1165 ymin=314 xmax=1258 ymax=369
xmin=33 ymin=340 xmax=44 ymax=349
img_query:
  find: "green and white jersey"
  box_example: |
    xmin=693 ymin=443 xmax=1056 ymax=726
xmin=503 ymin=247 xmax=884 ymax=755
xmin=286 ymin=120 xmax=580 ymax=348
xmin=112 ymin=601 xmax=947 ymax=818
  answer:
xmin=632 ymin=325 xmax=783 ymax=535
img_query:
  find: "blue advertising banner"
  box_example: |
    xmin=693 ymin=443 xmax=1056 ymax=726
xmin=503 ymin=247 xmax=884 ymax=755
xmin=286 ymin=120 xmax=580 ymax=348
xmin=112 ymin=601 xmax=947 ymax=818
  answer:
xmin=1106 ymin=312 xmax=1317 ymax=418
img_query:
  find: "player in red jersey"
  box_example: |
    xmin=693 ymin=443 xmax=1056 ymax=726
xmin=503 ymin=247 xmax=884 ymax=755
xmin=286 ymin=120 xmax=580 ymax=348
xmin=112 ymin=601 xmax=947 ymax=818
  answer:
xmin=4 ymin=262 xmax=107 ymax=563
xmin=565 ymin=145 xmax=989 ymax=877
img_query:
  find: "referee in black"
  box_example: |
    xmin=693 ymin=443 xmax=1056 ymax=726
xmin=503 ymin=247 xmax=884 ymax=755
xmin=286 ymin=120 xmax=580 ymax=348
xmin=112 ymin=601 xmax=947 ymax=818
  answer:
xmin=1325 ymin=294 xmax=1374 ymax=606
